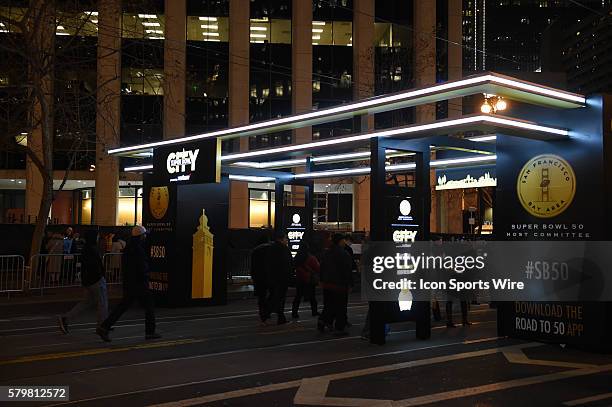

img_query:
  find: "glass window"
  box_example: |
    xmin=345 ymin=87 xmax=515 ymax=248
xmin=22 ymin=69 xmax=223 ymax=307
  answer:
xmin=249 ymin=16 xmax=292 ymax=148
xmin=249 ymin=189 xmax=275 ymax=228
xmin=122 ymin=67 xmax=164 ymax=95
xmin=186 ymin=2 xmax=230 ymax=149
xmin=79 ymin=189 xmax=93 ymax=225
xmin=313 ymin=192 xmax=353 ymax=228
xmin=311 ymin=20 xmax=352 ymax=46
xmin=187 ymin=16 xmax=229 ymax=42
xmin=312 ymin=2 xmax=353 ymax=140
xmin=122 ymin=13 xmax=166 ymax=39
xmin=116 ymin=187 xmax=142 ymax=226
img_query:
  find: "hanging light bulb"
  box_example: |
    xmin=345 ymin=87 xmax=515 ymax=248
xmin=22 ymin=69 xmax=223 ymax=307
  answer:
xmin=495 ymin=97 xmax=507 ymax=111
xmin=480 ymin=101 xmax=492 ymax=114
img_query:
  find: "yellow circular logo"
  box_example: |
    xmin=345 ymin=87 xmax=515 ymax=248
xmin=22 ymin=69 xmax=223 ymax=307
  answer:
xmin=149 ymin=186 xmax=169 ymax=220
xmin=517 ymin=154 xmax=576 ymax=218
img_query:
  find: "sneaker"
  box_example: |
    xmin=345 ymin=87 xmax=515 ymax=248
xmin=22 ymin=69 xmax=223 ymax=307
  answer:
xmin=58 ymin=316 xmax=69 ymax=334
xmin=145 ymin=333 xmax=162 ymax=340
xmin=96 ymin=327 xmax=111 ymax=342
xmin=462 ymin=321 xmax=472 ymax=326
xmin=446 ymin=322 xmax=456 ymax=328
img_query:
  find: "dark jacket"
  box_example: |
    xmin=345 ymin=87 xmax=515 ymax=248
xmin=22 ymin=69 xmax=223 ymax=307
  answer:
xmin=267 ymin=241 xmax=293 ymax=286
xmin=80 ymin=244 xmax=105 ymax=287
xmin=319 ymin=244 xmax=353 ymax=291
xmin=122 ymin=236 xmax=150 ymax=292
xmin=251 ymin=242 xmax=271 ymax=293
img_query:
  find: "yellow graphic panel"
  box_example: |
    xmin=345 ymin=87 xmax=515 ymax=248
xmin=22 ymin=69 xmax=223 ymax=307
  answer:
xmin=192 ymin=209 xmax=214 ymax=299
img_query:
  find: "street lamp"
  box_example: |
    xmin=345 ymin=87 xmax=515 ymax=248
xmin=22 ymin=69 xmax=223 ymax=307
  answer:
xmin=480 ymin=94 xmax=507 ymax=114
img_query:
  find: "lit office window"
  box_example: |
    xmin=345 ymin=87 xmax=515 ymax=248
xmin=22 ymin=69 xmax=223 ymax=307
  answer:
xmin=187 ymin=16 xmax=229 ymax=42
xmin=248 ymin=189 xmax=275 ymax=228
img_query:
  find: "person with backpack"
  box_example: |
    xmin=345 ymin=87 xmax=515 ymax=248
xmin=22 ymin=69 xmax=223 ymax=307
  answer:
xmin=58 ymin=230 xmax=108 ymax=334
xmin=291 ymin=242 xmax=320 ymax=319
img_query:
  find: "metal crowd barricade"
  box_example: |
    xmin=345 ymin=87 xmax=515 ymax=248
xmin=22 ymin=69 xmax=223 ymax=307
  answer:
xmin=0 ymin=255 xmax=25 ymax=297
xmin=102 ymin=253 xmax=123 ymax=285
xmin=227 ymin=248 xmax=252 ymax=281
xmin=29 ymin=253 xmax=82 ymax=293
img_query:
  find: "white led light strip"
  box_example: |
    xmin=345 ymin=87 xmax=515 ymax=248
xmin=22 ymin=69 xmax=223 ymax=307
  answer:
xmin=108 ymin=74 xmax=582 ymax=155
xmin=124 ymin=164 xmax=154 ymax=171
xmin=221 ymin=115 xmax=567 ymax=162
xmin=228 ymin=175 xmax=276 ymax=183
xmin=294 ymin=155 xmax=498 ymax=179
xmin=125 ymin=155 xmax=497 ymax=179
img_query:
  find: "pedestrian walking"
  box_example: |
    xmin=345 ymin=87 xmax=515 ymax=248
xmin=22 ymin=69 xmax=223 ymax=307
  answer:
xmin=318 ymin=233 xmax=353 ymax=335
xmin=291 ymin=242 xmax=320 ymax=319
xmin=446 ymin=300 xmax=470 ymax=327
xmin=267 ymin=231 xmax=293 ymax=325
xmin=250 ymin=235 xmax=272 ymax=324
xmin=96 ymin=225 xmax=161 ymax=342
xmin=58 ymin=230 xmax=108 ymax=334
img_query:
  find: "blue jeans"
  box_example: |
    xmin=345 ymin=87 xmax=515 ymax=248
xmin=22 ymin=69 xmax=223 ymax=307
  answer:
xmin=64 ymin=278 xmax=108 ymax=327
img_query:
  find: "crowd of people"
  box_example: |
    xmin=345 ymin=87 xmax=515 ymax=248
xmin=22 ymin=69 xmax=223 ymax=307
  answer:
xmin=54 ymin=227 xmax=471 ymax=343
xmin=251 ymin=232 xmax=357 ymax=336
xmin=249 ymin=232 xmax=471 ymax=338
xmin=39 ymin=227 xmax=127 ymax=287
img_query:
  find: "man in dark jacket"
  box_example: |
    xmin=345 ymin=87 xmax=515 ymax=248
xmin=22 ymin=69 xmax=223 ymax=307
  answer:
xmin=96 ymin=225 xmax=160 ymax=342
xmin=251 ymin=235 xmax=272 ymax=324
xmin=58 ymin=230 xmax=107 ymax=334
xmin=318 ymin=233 xmax=353 ymax=334
xmin=266 ymin=231 xmax=293 ymax=325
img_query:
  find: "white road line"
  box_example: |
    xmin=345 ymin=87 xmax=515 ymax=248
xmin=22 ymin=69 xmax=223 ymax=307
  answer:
xmin=72 ymin=320 xmax=496 ymax=374
xmin=392 ymin=364 xmax=612 ymax=406
xmin=49 ymin=337 xmax=503 ymax=406
xmin=563 ymin=391 xmax=612 ymax=406
xmin=502 ymin=347 xmax=597 ymax=369
xmin=0 ymin=304 xmax=371 ymax=335
xmin=153 ymin=341 xmax=529 ymax=407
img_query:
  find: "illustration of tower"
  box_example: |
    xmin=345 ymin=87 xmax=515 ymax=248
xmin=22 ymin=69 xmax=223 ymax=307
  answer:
xmin=192 ymin=209 xmax=214 ymax=299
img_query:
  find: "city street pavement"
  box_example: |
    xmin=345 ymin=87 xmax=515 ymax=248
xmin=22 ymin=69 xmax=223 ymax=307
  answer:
xmin=1 ymin=294 xmax=611 ymax=406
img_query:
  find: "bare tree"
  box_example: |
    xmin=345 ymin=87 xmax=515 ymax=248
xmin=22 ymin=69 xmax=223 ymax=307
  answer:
xmin=0 ymin=0 xmax=109 ymax=264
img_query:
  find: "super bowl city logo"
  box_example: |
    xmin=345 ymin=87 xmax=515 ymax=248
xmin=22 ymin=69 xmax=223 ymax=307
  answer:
xmin=393 ymin=199 xmax=418 ymax=243
xmin=516 ymin=154 xmax=576 ymax=218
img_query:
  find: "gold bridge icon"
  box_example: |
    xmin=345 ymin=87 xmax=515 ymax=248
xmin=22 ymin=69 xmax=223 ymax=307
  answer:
xmin=540 ymin=168 xmax=550 ymax=202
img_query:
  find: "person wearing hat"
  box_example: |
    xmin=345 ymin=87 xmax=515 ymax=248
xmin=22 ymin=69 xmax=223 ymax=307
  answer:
xmin=96 ymin=225 xmax=161 ymax=342
xmin=58 ymin=229 xmax=108 ymax=334
xmin=318 ymin=233 xmax=353 ymax=335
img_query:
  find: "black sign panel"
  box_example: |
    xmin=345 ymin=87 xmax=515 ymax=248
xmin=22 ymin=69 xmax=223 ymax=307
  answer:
xmin=385 ymin=192 xmax=422 ymax=244
xmin=284 ymin=206 xmax=307 ymax=257
xmin=153 ymin=139 xmax=220 ymax=185
xmin=494 ymin=98 xmax=611 ymax=349
xmin=143 ymin=176 xmax=177 ymax=294
xmin=143 ymin=175 xmax=229 ymax=306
